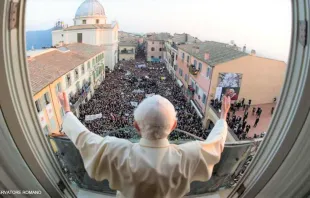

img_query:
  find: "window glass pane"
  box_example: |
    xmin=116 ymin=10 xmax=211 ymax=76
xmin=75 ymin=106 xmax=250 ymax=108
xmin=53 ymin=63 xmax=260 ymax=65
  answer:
xmin=44 ymin=92 xmax=50 ymax=105
xmin=35 ymin=100 xmax=41 ymax=113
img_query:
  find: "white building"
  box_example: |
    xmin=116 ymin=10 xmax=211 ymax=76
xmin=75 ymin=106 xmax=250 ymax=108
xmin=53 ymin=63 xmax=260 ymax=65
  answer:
xmin=52 ymin=0 xmax=119 ymax=70
xmin=163 ymin=39 xmax=178 ymax=79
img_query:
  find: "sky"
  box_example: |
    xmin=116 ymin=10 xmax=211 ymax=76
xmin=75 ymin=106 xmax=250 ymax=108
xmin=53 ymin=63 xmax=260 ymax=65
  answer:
xmin=26 ymin=0 xmax=292 ymax=61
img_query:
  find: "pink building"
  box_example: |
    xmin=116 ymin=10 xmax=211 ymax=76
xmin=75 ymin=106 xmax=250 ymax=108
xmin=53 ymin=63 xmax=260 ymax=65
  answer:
xmin=175 ymin=41 xmax=286 ymax=123
xmin=145 ymin=33 xmax=171 ymax=62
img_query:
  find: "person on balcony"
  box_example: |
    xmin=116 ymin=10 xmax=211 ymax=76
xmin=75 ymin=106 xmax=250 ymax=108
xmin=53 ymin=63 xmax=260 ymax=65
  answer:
xmin=58 ymin=92 xmax=230 ymax=198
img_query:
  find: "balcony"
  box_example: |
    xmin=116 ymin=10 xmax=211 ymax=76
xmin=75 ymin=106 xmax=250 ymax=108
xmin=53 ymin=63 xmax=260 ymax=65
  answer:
xmin=119 ymin=49 xmax=134 ymax=54
xmin=189 ymin=65 xmax=199 ymax=75
xmin=70 ymin=81 xmax=91 ymax=109
xmin=49 ymin=128 xmax=262 ymax=197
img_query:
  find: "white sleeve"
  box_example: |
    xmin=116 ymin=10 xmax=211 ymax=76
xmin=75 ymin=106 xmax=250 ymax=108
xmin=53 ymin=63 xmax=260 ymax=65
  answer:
xmin=191 ymin=119 xmax=228 ymax=181
xmin=62 ymin=112 xmax=132 ymax=188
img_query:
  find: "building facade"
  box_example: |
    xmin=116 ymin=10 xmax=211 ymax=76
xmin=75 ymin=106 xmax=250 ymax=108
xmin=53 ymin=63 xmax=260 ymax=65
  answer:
xmin=28 ymin=43 xmax=105 ymax=135
xmin=145 ymin=33 xmax=171 ymax=62
xmin=52 ymin=0 xmax=119 ymax=70
xmin=173 ymin=42 xmax=286 ymax=125
xmin=163 ymin=39 xmax=178 ymax=79
xmin=119 ymin=42 xmax=137 ymax=61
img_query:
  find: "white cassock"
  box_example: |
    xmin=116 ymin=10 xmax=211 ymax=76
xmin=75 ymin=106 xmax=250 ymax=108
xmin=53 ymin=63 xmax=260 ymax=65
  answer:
xmin=62 ymin=112 xmax=228 ymax=198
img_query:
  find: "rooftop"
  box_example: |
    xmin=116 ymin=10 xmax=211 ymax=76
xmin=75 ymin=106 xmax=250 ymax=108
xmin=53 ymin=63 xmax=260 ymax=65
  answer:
xmin=146 ymin=33 xmax=172 ymax=41
xmin=27 ymin=43 xmax=104 ymax=94
xmin=75 ymin=0 xmax=105 ymax=18
xmin=178 ymin=41 xmax=248 ymax=66
xmin=64 ymin=23 xmax=117 ymax=31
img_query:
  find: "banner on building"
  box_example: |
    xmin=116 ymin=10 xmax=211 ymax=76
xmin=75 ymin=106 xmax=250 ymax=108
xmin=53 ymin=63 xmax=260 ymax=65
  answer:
xmin=215 ymin=87 xmax=223 ymax=100
xmin=130 ymin=102 xmax=138 ymax=107
xmin=221 ymin=87 xmax=241 ymax=101
xmin=145 ymin=93 xmax=155 ymax=98
xmin=38 ymin=111 xmax=47 ymax=127
xmin=85 ymin=113 xmax=102 ymax=121
xmin=218 ymin=73 xmax=243 ymax=101
xmin=46 ymin=103 xmax=54 ymax=119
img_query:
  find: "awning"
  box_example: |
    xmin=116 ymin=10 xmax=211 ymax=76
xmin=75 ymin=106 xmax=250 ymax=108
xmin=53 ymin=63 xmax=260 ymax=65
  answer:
xmin=190 ymin=100 xmax=203 ymax=118
xmin=176 ymin=79 xmax=183 ymax=87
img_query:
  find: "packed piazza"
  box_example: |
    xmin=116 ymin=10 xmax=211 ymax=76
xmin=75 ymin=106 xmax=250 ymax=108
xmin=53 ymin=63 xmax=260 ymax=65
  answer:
xmin=77 ymin=57 xmax=210 ymax=141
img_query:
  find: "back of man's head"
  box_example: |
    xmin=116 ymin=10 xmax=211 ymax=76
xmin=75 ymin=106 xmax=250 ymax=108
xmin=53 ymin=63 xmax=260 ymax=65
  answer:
xmin=134 ymin=95 xmax=177 ymax=140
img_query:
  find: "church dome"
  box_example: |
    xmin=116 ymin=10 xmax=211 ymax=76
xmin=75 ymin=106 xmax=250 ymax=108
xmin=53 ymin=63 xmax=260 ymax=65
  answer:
xmin=75 ymin=0 xmax=105 ymax=18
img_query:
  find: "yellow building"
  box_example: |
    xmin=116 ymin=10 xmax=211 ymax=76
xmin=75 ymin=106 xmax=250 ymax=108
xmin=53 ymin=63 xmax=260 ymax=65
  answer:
xmin=119 ymin=40 xmax=137 ymax=61
xmin=28 ymin=43 xmax=105 ymax=135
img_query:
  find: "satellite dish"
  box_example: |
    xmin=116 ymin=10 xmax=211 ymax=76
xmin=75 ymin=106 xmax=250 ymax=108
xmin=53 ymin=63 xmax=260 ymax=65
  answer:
xmin=230 ymin=40 xmax=235 ymax=45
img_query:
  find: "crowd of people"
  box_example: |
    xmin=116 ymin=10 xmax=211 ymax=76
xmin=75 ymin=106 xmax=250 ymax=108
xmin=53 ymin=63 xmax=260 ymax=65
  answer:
xmin=211 ymin=98 xmax=267 ymax=140
xmin=77 ymin=48 xmax=209 ymax=141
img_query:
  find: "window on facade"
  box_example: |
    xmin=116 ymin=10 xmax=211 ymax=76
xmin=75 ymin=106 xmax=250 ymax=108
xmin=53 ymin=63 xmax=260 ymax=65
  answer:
xmin=152 ymin=41 xmax=154 ymax=44
xmin=202 ymin=94 xmax=207 ymax=104
xmin=35 ymin=99 xmax=42 ymax=113
xmin=174 ymin=65 xmax=178 ymax=71
xmin=194 ymin=60 xmax=197 ymax=66
xmin=182 ymin=53 xmax=184 ymax=60
xmin=159 ymin=56 xmax=161 ymax=59
xmin=43 ymin=92 xmax=50 ymax=105
xmin=82 ymin=20 xmax=86 ymax=24
xmin=66 ymin=74 xmax=71 ymax=87
xmin=77 ymin=33 xmax=83 ymax=43
xmin=75 ymin=69 xmax=79 ymax=80
xmin=176 ymin=54 xmax=178 ymax=60
xmin=185 ymin=74 xmax=188 ymax=81
xmin=198 ymin=63 xmax=202 ymax=71
xmin=159 ymin=48 xmax=162 ymax=51
xmin=206 ymin=67 xmax=212 ymax=78
xmin=151 ymin=47 xmax=155 ymax=51
xmin=55 ymin=82 xmax=61 ymax=93
xmin=179 ymin=68 xmax=183 ymax=77
xmin=191 ymin=80 xmax=195 ymax=88
xmin=96 ymin=19 xmax=99 ymax=24
xmin=195 ymin=86 xmax=199 ymax=94
xmin=82 ymin=64 xmax=85 ymax=74
xmin=87 ymin=62 xmax=90 ymax=70
xmin=187 ymin=55 xmax=190 ymax=63
xmin=151 ymin=56 xmax=154 ymax=58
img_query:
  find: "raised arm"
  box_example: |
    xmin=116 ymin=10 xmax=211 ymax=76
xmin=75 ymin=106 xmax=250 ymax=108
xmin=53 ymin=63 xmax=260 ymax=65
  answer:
xmin=57 ymin=92 xmax=131 ymax=184
xmin=191 ymin=96 xmax=230 ymax=181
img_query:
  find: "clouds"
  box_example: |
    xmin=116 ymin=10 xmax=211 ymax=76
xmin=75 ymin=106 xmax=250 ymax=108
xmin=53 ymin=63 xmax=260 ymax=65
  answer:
xmin=26 ymin=0 xmax=291 ymax=61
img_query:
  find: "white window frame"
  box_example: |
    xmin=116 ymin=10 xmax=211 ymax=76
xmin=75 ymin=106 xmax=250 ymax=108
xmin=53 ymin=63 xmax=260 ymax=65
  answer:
xmin=0 ymin=1 xmax=309 ymax=198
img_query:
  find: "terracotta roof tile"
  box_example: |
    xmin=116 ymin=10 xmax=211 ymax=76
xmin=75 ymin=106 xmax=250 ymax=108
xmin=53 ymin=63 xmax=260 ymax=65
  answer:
xmin=28 ymin=43 xmax=104 ymax=94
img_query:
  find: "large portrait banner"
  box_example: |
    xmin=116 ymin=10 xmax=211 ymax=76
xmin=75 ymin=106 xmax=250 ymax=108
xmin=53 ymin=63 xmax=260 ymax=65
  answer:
xmin=217 ymin=73 xmax=242 ymax=101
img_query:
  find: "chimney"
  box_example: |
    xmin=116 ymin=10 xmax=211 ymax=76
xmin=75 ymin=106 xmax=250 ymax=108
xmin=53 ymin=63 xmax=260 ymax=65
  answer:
xmin=204 ymin=53 xmax=210 ymax=61
xmin=251 ymin=49 xmax=256 ymax=56
xmin=243 ymin=45 xmax=246 ymax=52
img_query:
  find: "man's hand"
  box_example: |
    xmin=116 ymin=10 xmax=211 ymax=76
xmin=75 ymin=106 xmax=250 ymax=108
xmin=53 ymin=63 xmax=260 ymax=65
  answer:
xmin=58 ymin=92 xmax=70 ymax=113
xmin=220 ymin=95 xmax=231 ymax=120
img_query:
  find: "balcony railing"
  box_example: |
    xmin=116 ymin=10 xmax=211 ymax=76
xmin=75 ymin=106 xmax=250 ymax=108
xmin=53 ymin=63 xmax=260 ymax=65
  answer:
xmin=119 ymin=49 xmax=134 ymax=54
xmin=49 ymin=129 xmax=262 ymax=196
xmin=189 ymin=65 xmax=199 ymax=75
xmin=70 ymin=82 xmax=91 ymax=109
